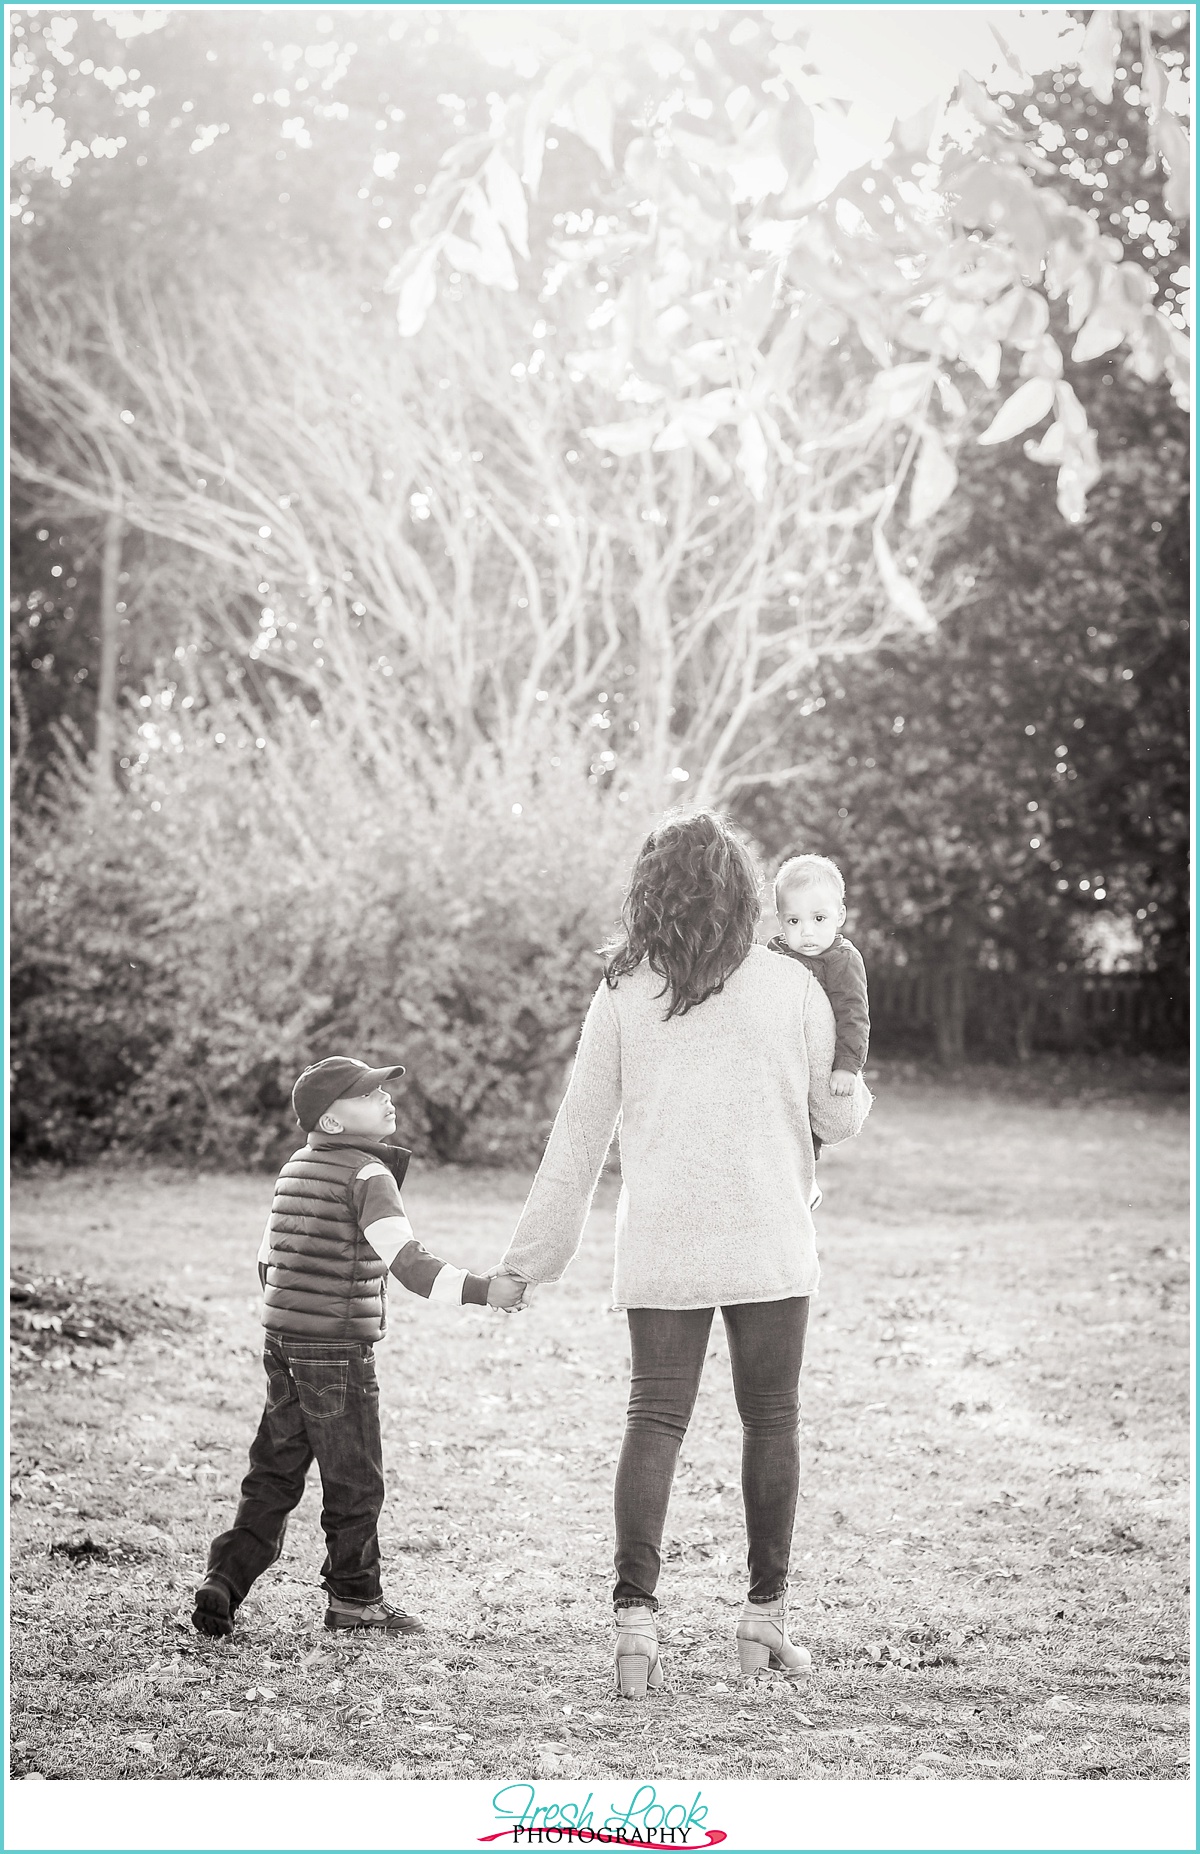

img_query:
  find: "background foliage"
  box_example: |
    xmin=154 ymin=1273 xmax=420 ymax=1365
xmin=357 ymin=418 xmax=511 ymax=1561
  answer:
xmin=738 ymin=28 xmax=1189 ymax=1056
xmin=9 ymin=7 xmax=1190 ymax=1161
xmin=13 ymin=706 xmax=648 ymax=1163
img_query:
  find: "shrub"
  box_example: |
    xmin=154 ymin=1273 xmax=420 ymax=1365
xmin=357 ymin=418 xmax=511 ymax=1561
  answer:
xmin=11 ymin=700 xmax=657 ymax=1166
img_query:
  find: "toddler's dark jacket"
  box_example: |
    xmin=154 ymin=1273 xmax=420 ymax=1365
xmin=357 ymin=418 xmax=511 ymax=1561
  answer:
xmin=767 ymin=933 xmax=870 ymax=1075
xmin=257 ymin=1132 xmax=489 ymax=1342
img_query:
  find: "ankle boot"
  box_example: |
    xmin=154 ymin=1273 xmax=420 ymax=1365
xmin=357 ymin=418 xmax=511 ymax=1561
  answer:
xmin=614 ymin=1603 xmax=664 ymax=1700
xmin=735 ymin=1589 xmax=812 ymax=1680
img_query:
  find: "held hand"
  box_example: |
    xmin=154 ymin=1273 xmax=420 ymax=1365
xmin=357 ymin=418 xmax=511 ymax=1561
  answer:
xmin=829 ymin=1069 xmax=856 ymax=1097
xmin=487 ymin=1273 xmax=529 ymax=1311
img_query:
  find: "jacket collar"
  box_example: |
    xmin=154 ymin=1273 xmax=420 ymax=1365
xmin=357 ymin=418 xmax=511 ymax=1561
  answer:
xmin=306 ymin=1132 xmax=411 ymax=1188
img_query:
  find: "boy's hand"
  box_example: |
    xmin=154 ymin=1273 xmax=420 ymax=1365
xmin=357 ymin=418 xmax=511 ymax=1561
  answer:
xmin=487 ymin=1274 xmax=528 ymax=1311
xmin=829 ymin=1069 xmax=856 ymax=1097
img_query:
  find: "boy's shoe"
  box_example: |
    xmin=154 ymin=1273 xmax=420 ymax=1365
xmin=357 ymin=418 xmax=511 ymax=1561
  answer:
xmin=324 ymin=1596 xmax=426 ymax=1635
xmin=192 ymin=1580 xmax=235 ymax=1638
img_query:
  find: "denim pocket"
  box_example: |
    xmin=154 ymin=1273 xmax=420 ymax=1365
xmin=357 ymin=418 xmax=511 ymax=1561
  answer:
xmin=292 ymin=1358 xmax=348 ymax=1421
xmin=263 ymin=1356 xmax=291 ymax=1413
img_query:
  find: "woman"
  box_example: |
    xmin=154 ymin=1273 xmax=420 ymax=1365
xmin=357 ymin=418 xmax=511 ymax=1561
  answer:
xmin=500 ymin=810 xmax=871 ymax=1697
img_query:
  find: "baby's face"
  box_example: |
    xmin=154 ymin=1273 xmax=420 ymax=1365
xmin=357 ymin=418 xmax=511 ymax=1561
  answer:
xmin=777 ymin=883 xmax=845 ymax=957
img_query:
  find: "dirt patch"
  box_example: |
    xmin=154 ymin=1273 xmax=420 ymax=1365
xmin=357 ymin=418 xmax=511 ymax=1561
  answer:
xmin=9 ymin=1273 xmax=197 ymax=1371
xmin=49 ymin=1536 xmax=157 ymax=1567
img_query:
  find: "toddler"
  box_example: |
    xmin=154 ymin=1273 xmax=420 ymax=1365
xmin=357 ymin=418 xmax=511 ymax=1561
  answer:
xmin=768 ymin=854 xmax=870 ymax=1155
xmin=192 ymin=1055 xmax=522 ymax=1641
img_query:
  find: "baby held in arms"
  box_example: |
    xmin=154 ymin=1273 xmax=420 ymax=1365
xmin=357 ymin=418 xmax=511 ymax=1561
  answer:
xmin=767 ymin=854 xmax=870 ymax=1155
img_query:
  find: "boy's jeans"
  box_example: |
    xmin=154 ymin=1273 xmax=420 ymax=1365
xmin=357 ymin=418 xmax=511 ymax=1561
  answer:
xmin=204 ymin=1336 xmax=385 ymax=1609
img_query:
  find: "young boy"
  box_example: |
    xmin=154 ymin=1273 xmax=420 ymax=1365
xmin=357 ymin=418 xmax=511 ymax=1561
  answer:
xmin=192 ymin=1055 xmax=522 ymax=1641
xmin=768 ymin=854 xmax=870 ymax=1156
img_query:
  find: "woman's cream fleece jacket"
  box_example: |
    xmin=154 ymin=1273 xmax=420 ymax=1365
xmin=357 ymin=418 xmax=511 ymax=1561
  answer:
xmin=501 ymin=944 xmax=872 ymax=1310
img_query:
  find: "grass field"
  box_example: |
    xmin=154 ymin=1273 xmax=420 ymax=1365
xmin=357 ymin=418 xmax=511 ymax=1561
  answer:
xmin=8 ymin=1069 xmax=1191 ymax=1783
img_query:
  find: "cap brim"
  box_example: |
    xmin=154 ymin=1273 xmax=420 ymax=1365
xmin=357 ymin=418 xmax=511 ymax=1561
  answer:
xmin=342 ymin=1063 xmax=406 ymax=1097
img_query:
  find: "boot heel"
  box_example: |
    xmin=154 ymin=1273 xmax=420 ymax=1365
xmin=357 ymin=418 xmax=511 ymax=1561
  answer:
xmin=613 ymin=1602 xmax=662 ymax=1699
xmin=737 ymin=1636 xmax=771 ymax=1678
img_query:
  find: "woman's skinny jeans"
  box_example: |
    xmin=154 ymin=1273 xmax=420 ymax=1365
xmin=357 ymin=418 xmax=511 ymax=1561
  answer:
xmin=613 ymin=1297 xmax=809 ymax=1611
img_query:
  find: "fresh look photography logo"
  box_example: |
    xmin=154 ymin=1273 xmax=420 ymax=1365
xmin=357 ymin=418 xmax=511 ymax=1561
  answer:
xmin=480 ymin=1785 xmax=727 ymax=1848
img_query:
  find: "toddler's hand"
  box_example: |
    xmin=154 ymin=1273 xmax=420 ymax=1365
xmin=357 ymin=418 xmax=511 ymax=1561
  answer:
xmin=487 ymin=1274 xmax=528 ymax=1311
xmin=829 ymin=1069 xmax=856 ymax=1097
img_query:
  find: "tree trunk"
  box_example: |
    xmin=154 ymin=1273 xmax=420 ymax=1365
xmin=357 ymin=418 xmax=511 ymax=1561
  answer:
xmin=1014 ymin=987 xmax=1038 ymax=1062
xmin=95 ymin=506 xmax=124 ymax=784
xmin=930 ymin=928 xmax=969 ymax=1063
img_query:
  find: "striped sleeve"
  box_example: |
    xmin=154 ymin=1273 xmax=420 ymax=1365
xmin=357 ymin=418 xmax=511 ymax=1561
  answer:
xmin=352 ymin=1164 xmax=489 ymax=1306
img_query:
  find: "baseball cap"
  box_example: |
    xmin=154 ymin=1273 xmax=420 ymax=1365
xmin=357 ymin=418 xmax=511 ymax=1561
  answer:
xmin=292 ymin=1056 xmax=406 ymax=1132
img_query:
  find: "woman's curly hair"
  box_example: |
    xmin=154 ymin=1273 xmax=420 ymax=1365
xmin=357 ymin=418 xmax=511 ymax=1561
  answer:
xmin=602 ymin=809 xmax=762 ymax=1018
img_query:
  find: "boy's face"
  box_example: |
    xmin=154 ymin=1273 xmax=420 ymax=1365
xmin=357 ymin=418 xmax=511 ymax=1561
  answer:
xmin=777 ymin=883 xmax=845 ymax=957
xmin=322 ymin=1086 xmax=397 ymax=1138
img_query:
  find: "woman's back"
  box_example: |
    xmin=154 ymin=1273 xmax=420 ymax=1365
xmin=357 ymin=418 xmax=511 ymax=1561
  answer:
xmin=610 ymin=945 xmax=844 ymax=1308
xmin=505 ymin=943 xmax=870 ymax=1310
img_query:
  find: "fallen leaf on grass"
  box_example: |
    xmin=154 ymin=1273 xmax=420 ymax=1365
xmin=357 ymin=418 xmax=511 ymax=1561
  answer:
xmin=125 ymin=1737 xmax=155 ymax=1757
xmin=205 ymin=1708 xmax=243 ymax=1722
xmin=1045 ymin=1695 xmax=1073 ymax=1712
xmin=860 ymin=1633 xmax=956 ymax=1671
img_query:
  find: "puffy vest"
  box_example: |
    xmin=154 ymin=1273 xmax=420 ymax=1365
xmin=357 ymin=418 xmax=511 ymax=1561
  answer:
xmin=261 ymin=1136 xmax=411 ymax=1343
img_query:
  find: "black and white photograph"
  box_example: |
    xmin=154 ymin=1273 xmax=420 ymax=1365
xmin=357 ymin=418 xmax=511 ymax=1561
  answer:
xmin=6 ymin=4 xmax=1193 ymax=1850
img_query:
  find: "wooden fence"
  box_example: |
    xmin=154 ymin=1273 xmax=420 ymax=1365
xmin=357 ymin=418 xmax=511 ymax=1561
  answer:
xmin=871 ymin=965 xmax=1189 ymax=1057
